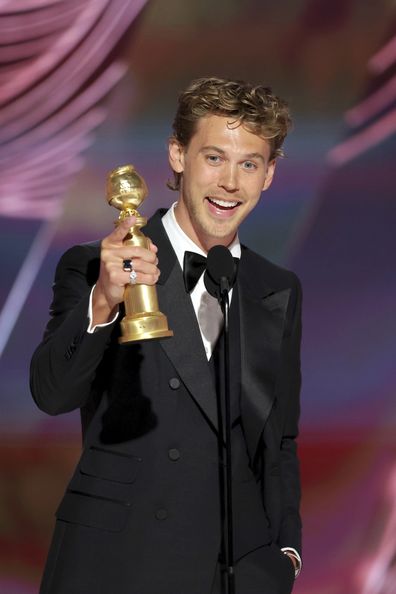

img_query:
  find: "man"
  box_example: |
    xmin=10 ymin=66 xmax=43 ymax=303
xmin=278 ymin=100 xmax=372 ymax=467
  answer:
xmin=30 ymin=77 xmax=302 ymax=594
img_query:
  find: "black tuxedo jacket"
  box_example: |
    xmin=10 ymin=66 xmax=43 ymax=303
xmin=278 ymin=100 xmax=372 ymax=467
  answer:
xmin=30 ymin=209 xmax=302 ymax=594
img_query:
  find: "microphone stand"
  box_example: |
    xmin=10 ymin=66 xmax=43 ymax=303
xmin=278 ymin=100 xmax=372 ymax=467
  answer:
xmin=204 ymin=245 xmax=238 ymax=593
xmin=219 ymin=277 xmax=235 ymax=594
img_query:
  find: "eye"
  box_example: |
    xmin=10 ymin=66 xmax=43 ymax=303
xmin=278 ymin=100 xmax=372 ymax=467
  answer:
xmin=242 ymin=160 xmax=257 ymax=170
xmin=206 ymin=154 xmax=222 ymax=164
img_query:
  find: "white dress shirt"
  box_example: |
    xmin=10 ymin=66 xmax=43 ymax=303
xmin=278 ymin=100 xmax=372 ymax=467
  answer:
xmin=162 ymin=202 xmax=240 ymax=360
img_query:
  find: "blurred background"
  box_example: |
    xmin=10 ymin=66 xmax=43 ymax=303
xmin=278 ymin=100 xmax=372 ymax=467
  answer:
xmin=0 ymin=1 xmax=395 ymax=592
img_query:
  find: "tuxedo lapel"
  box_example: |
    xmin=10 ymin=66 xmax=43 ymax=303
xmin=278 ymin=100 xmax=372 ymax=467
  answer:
xmin=144 ymin=211 xmax=290 ymax=444
xmin=146 ymin=211 xmax=219 ymax=431
xmin=238 ymin=250 xmax=291 ymax=462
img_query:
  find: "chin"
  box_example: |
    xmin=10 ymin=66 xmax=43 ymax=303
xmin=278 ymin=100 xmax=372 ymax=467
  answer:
xmin=205 ymin=225 xmax=236 ymax=242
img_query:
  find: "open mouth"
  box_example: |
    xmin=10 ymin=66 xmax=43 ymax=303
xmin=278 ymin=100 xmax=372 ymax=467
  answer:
xmin=206 ymin=197 xmax=241 ymax=210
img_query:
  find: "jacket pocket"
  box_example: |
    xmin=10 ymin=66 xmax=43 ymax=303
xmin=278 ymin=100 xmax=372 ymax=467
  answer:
xmin=80 ymin=445 xmax=142 ymax=483
xmin=56 ymin=490 xmax=129 ymax=532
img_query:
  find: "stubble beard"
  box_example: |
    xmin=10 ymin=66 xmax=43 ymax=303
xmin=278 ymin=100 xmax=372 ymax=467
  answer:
xmin=192 ymin=203 xmax=237 ymax=246
xmin=180 ymin=185 xmax=238 ymax=247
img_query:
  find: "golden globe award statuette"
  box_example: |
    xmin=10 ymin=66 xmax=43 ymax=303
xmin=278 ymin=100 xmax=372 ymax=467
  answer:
xmin=106 ymin=164 xmax=173 ymax=343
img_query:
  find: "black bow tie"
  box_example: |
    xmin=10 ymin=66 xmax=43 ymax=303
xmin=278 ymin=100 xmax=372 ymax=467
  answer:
xmin=183 ymin=250 xmax=239 ymax=293
xmin=183 ymin=251 xmax=207 ymax=293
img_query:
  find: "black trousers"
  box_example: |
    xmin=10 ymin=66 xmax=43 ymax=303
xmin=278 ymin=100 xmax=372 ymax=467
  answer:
xmin=210 ymin=543 xmax=296 ymax=594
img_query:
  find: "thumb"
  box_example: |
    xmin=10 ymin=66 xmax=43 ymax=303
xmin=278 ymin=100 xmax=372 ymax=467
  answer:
xmin=109 ymin=216 xmax=136 ymax=244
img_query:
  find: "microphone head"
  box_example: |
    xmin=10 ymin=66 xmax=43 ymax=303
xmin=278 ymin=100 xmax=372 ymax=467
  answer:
xmin=204 ymin=245 xmax=238 ymax=299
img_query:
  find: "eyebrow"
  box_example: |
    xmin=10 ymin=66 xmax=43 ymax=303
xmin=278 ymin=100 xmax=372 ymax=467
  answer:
xmin=201 ymin=146 xmax=266 ymax=162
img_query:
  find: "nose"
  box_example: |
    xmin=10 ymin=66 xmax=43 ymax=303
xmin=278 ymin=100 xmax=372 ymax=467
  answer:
xmin=218 ymin=163 xmax=239 ymax=192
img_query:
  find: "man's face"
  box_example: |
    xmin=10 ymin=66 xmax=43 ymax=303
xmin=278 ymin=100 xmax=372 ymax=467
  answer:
xmin=169 ymin=114 xmax=276 ymax=252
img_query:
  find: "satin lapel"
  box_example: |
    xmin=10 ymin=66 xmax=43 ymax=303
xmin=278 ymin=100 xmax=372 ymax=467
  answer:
xmin=146 ymin=211 xmax=219 ymax=431
xmin=238 ymin=256 xmax=291 ymax=462
xmin=157 ymin=264 xmax=219 ymax=431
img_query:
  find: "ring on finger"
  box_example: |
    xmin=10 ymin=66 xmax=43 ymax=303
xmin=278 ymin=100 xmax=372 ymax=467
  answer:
xmin=122 ymin=258 xmax=133 ymax=272
xmin=129 ymin=269 xmax=138 ymax=284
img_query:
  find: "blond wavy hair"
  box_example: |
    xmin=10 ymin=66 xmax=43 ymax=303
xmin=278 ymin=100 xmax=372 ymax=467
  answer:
xmin=168 ymin=76 xmax=292 ymax=191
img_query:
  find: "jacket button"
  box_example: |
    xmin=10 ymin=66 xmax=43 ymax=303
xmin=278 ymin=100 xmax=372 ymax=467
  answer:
xmin=169 ymin=377 xmax=180 ymax=390
xmin=155 ymin=508 xmax=168 ymax=520
xmin=168 ymin=448 xmax=180 ymax=461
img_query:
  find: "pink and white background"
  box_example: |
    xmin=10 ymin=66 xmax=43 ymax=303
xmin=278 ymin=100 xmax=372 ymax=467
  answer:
xmin=0 ymin=1 xmax=395 ymax=592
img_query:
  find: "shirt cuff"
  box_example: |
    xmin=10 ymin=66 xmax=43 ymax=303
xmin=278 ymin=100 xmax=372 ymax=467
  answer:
xmin=281 ymin=547 xmax=302 ymax=578
xmin=87 ymin=285 xmax=119 ymax=333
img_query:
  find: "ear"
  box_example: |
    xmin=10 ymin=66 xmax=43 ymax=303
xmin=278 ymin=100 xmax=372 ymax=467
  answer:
xmin=168 ymin=138 xmax=185 ymax=174
xmin=262 ymin=159 xmax=276 ymax=192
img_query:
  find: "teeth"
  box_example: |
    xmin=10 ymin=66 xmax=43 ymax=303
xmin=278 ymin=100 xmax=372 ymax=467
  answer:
xmin=209 ymin=197 xmax=239 ymax=208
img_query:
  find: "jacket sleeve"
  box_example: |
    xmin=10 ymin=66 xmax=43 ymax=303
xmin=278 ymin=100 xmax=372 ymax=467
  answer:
xmin=277 ymin=274 xmax=303 ymax=552
xmin=30 ymin=243 xmax=116 ymax=415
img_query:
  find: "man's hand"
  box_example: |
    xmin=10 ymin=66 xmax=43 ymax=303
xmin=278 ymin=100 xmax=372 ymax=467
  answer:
xmin=92 ymin=217 xmax=160 ymax=326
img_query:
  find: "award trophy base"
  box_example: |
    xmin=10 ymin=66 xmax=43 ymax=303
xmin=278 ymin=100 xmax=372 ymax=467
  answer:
xmin=119 ymin=311 xmax=174 ymax=344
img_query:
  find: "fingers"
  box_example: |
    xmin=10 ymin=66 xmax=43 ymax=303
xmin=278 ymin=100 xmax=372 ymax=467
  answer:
xmin=123 ymin=244 xmax=159 ymax=264
xmin=100 ymin=240 xmax=160 ymax=288
xmin=102 ymin=217 xmax=136 ymax=247
xmin=100 ymin=250 xmax=160 ymax=288
xmin=101 ymin=220 xmax=158 ymax=265
xmin=96 ymin=220 xmax=160 ymax=314
xmin=102 ymin=244 xmax=159 ymax=268
xmin=123 ymin=256 xmax=160 ymax=286
xmin=148 ymin=238 xmax=158 ymax=254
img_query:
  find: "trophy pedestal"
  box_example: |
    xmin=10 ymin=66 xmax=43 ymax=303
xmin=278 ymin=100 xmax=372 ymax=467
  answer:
xmin=119 ymin=312 xmax=174 ymax=343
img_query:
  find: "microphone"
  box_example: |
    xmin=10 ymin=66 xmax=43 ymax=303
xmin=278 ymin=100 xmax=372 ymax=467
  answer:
xmin=204 ymin=245 xmax=238 ymax=303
